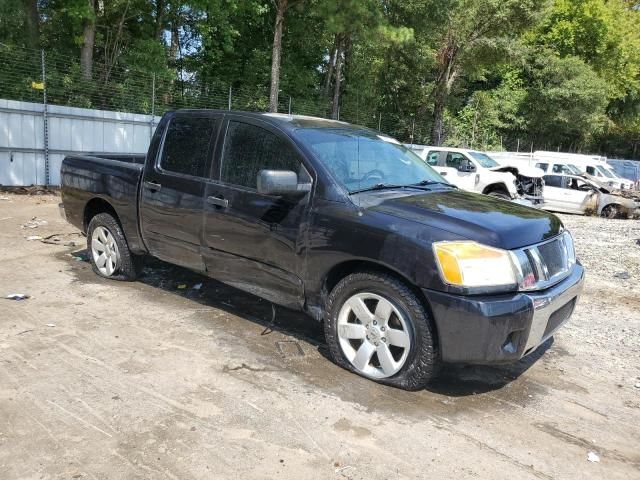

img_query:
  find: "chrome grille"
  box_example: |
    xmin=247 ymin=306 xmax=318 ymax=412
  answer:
xmin=537 ymin=239 xmax=566 ymax=278
xmin=512 ymin=232 xmax=575 ymax=291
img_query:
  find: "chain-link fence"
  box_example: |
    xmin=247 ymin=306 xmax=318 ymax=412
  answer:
xmin=0 ymin=43 xmax=441 ymax=185
xmin=0 ymin=43 xmax=418 ymax=134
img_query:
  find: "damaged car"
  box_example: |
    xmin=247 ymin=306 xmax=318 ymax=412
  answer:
xmin=541 ymin=174 xmax=638 ymax=218
xmin=408 ymin=146 xmax=544 ymax=204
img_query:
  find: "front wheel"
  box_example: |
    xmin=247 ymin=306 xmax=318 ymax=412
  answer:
xmin=87 ymin=213 xmax=143 ymax=281
xmin=324 ymin=272 xmax=438 ymax=390
xmin=487 ymin=191 xmax=511 ymax=200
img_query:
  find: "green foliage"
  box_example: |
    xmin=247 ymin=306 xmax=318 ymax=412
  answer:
xmin=0 ymin=0 xmax=639 ymax=157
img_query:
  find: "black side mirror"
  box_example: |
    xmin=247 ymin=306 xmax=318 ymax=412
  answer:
xmin=257 ymin=170 xmax=311 ymax=196
xmin=458 ymin=159 xmax=476 ymax=172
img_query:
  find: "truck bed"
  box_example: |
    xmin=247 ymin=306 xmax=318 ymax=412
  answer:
xmin=60 ymin=153 xmax=146 ymax=254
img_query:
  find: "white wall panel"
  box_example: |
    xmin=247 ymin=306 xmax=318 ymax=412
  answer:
xmin=0 ymin=100 xmax=160 ymax=185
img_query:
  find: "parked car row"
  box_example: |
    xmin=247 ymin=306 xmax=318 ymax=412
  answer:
xmin=406 ymin=146 xmax=639 ymax=219
xmin=406 ymin=146 xmax=545 ymax=204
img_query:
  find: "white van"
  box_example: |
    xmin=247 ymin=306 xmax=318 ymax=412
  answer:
xmin=408 ymin=146 xmax=544 ymax=203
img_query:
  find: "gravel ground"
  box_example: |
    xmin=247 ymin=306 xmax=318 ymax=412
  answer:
xmin=0 ymin=194 xmax=639 ymax=480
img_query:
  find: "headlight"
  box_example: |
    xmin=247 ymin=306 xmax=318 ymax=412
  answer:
xmin=433 ymin=241 xmax=517 ymax=288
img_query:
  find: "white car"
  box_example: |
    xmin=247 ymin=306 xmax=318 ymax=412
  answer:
xmin=541 ymin=173 xmax=637 ymax=218
xmin=409 ymin=146 xmax=544 ymax=203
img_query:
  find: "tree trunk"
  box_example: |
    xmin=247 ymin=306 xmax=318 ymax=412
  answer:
xmin=323 ymin=35 xmax=338 ymax=98
xmin=429 ymin=34 xmax=458 ymax=145
xmin=154 ymin=0 xmax=165 ymax=41
xmin=22 ymin=0 xmax=40 ymax=49
xmin=268 ymin=0 xmax=287 ymax=113
xmin=80 ymin=0 xmax=96 ymax=80
xmin=331 ymin=34 xmax=345 ymax=119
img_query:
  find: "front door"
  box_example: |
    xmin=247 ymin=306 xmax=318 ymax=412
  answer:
xmin=444 ymin=152 xmax=477 ymax=191
xmin=201 ymin=116 xmax=313 ymax=308
xmin=139 ymin=112 xmax=222 ymax=270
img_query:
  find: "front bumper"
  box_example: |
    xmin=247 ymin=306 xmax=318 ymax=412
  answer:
xmin=423 ymin=263 xmax=585 ymax=364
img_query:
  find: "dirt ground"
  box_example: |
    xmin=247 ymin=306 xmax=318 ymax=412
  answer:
xmin=0 ymin=193 xmax=638 ymax=480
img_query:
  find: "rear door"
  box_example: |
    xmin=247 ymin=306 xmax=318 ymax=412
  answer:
xmin=201 ymin=116 xmax=313 ymax=308
xmin=139 ymin=112 xmax=222 ymax=270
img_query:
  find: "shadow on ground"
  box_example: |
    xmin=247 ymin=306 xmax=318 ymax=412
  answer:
xmin=66 ymin=249 xmax=553 ymax=398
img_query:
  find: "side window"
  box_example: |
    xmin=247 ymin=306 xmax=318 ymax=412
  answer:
xmin=586 ymin=166 xmax=596 ymax=175
xmin=543 ymin=175 xmax=564 ymax=188
xmin=160 ymin=116 xmax=217 ymax=177
xmin=535 ymin=163 xmax=549 ymax=172
xmin=221 ymin=121 xmax=303 ymax=189
xmin=426 ymin=151 xmax=440 ymax=166
xmin=552 ymin=164 xmax=569 ymax=174
xmin=445 ymin=152 xmax=466 ymax=169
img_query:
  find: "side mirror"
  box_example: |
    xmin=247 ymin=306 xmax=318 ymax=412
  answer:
xmin=458 ymin=159 xmax=476 ymax=173
xmin=257 ymin=170 xmax=311 ymax=196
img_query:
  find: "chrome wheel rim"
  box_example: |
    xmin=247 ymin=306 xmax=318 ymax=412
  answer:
xmin=91 ymin=226 xmax=120 ymax=276
xmin=337 ymin=292 xmax=411 ymax=379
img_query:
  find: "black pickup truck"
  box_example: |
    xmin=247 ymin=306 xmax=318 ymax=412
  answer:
xmin=60 ymin=110 xmax=584 ymax=390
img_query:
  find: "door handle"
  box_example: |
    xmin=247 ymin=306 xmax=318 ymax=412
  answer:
xmin=144 ymin=181 xmax=162 ymax=191
xmin=207 ymin=195 xmax=229 ymax=208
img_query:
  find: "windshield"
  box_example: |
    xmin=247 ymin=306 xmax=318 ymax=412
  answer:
xmin=469 ymin=151 xmax=499 ymax=168
xmin=567 ymin=164 xmax=582 ymax=174
xmin=596 ymin=165 xmax=614 ymax=178
xmin=603 ymin=166 xmax=620 ymax=179
xmin=295 ymin=128 xmax=448 ymax=193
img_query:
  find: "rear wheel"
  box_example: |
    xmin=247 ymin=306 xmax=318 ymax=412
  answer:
xmin=87 ymin=213 xmax=143 ymax=281
xmin=324 ymin=272 xmax=438 ymax=390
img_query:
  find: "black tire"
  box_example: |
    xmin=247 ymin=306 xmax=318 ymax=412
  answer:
xmin=87 ymin=212 xmax=143 ymax=281
xmin=487 ymin=191 xmax=511 ymax=200
xmin=324 ymin=271 xmax=438 ymax=390
xmin=601 ymin=204 xmax=619 ymax=219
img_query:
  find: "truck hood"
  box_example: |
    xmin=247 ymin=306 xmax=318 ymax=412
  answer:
xmin=363 ymin=189 xmax=563 ymax=250
xmin=490 ymin=164 xmax=545 ymax=179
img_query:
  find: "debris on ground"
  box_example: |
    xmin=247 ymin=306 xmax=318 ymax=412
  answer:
xmin=614 ymin=271 xmax=631 ymax=280
xmin=25 ymin=235 xmax=43 ymax=241
xmin=177 ymin=284 xmax=187 ymax=289
xmin=45 ymin=323 xmax=56 ymax=327
xmin=587 ymin=452 xmax=600 ymax=463
xmin=0 ymin=186 xmax=58 ymax=196
xmin=6 ymin=293 xmax=30 ymax=301
xmin=0 ymin=196 xmax=9 ymax=201
xmin=22 ymin=217 xmax=48 ymax=229
xmin=39 ymin=233 xmax=82 ymax=246
xmin=193 ymin=283 xmax=203 ymax=290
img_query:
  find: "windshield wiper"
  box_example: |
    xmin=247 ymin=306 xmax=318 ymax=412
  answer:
xmin=349 ymin=183 xmax=405 ymax=194
xmin=408 ymin=180 xmax=458 ymax=189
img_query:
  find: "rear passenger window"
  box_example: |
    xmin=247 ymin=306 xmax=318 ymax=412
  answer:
xmin=160 ymin=116 xmax=218 ymax=177
xmin=426 ymin=151 xmax=440 ymax=166
xmin=535 ymin=163 xmax=548 ymax=172
xmin=221 ymin=121 xmax=302 ymax=189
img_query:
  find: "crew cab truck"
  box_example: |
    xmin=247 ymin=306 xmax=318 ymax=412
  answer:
xmin=407 ymin=146 xmax=545 ymax=204
xmin=60 ymin=110 xmax=584 ymax=390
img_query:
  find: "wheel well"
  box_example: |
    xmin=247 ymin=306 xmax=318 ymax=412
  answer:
xmin=83 ymin=198 xmax=119 ymax=231
xmin=322 ymin=260 xmax=439 ymax=347
xmin=482 ymin=183 xmax=509 ymax=195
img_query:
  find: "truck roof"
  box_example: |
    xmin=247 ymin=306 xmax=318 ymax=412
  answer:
xmin=172 ymin=109 xmax=359 ymax=132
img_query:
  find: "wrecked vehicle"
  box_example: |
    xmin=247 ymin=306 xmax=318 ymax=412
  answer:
xmin=60 ymin=110 xmax=584 ymax=390
xmin=541 ymin=174 xmax=638 ymax=219
xmin=408 ymin=146 xmax=545 ymax=204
